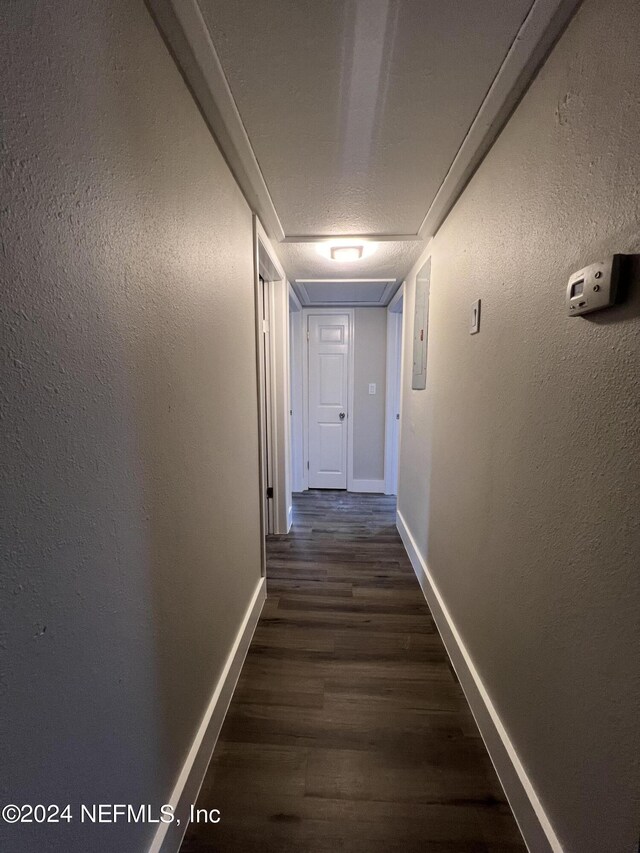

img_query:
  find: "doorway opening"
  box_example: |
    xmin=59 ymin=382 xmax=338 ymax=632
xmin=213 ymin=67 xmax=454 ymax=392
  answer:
xmin=254 ymin=217 xmax=292 ymax=573
xmin=289 ymin=302 xmax=402 ymax=497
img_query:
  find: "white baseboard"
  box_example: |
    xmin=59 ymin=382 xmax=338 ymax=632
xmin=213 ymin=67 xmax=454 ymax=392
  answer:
xmin=349 ymin=478 xmax=385 ymax=494
xmin=395 ymin=511 xmax=562 ymax=853
xmin=148 ymin=577 xmax=266 ymax=853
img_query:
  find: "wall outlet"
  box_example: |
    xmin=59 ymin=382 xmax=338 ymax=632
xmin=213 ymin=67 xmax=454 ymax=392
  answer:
xmin=368 ymin=383 xmax=376 ymax=395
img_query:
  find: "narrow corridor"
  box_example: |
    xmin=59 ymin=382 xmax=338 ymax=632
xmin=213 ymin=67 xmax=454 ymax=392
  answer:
xmin=181 ymin=492 xmax=525 ymax=852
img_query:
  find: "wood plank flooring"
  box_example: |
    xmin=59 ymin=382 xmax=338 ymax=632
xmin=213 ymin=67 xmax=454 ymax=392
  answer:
xmin=180 ymin=491 xmax=526 ymax=853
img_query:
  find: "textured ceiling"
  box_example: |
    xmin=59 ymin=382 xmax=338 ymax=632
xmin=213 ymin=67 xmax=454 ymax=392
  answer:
xmin=278 ymin=239 xmax=424 ymax=285
xmin=198 ymin=0 xmax=532 ymax=235
xmin=196 ymin=0 xmax=535 ymax=296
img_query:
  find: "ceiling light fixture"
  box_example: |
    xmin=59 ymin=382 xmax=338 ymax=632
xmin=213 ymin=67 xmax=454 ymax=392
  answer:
xmin=330 ymin=245 xmax=363 ymax=262
xmin=316 ymin=240 xmax=378 ymax=262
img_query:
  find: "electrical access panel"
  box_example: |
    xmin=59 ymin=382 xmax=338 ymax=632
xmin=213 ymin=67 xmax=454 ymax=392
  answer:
xmin=566 ymin=255 xmax=621 ymax=316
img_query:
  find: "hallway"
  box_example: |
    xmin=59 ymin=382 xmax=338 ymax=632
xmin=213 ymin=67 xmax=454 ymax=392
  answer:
xmin=3 ymin=1 xmax=640 ymax=850
xmin=181 ymin=492 xmax=525 ymax=852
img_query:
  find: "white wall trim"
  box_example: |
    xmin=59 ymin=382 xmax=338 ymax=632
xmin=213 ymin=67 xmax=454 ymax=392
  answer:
xmin=395 ymin=511 xmax=562 ymax=853
xmin=148 ymin=577 xmax=266 ymax=853
xmin=350 ymin=478 xmax=385 ymax=494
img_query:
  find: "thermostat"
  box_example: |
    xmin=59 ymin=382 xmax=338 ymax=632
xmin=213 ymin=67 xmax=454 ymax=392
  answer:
xmin=566 ymin=255 xmax=621 ymax=316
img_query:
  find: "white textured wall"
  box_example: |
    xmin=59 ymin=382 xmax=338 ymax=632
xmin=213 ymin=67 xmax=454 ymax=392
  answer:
xmin=398 ymin=0 xmax=640 ymax=850
xmin=0 ymin=2 xmax=262 ymax=851
xmin=353 ymin=308 xmax=387 ymax=483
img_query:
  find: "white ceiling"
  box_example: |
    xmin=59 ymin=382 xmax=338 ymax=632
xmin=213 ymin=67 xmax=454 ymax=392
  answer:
xmin=150 ymin=0 xmax=581 ymax=304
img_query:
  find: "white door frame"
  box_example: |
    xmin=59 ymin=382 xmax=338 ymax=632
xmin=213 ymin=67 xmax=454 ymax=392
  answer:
xmin=254 ymin=216 xmax=292 ymax=539
xmin=302 ymin=308 xmax=355 ymax=492
xmin=260 ymin=275 xmax=275 ymax=535
xmin=384 ymin=284 xmax=404 ymax=495
xmin=288 ymin=285 xmax=304 ymax=496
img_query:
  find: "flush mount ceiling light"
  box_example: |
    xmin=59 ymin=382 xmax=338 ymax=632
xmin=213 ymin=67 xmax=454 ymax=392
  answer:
xmin=330 ymin=245 xmax=363 ymax=262
xmin=316 ymin=240 xmax=378 ymax=262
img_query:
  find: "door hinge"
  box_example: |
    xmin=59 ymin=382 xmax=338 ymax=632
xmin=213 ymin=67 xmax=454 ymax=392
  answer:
xmin=307 ymin=461 xmax=309 ymax=470
xmin=266 ymin=486 xmax=273 ymax=499
xmin=306 ymin=330 xmax=309 ymax=340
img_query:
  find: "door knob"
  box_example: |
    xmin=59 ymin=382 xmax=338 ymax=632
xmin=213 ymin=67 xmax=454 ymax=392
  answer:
xmin=339 ymin=412 xmax=346 ymax=420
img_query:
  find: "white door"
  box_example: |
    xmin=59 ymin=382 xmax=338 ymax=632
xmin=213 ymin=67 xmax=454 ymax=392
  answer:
xmin=308 ymin=313 xmax=350 ymax=489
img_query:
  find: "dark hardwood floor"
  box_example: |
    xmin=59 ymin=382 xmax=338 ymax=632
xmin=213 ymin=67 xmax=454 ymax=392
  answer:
xmin=180 ymin=491 xmax=526 ymax=852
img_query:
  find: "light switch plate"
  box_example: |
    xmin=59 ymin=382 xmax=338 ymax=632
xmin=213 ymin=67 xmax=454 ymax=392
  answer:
xmin=567 ymin=255 xmax=621 ymax=316
xmin=368 ymin=383 xmax=376 ymax=395
xmin=470 ymin=299 xmax=481 ymax=335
